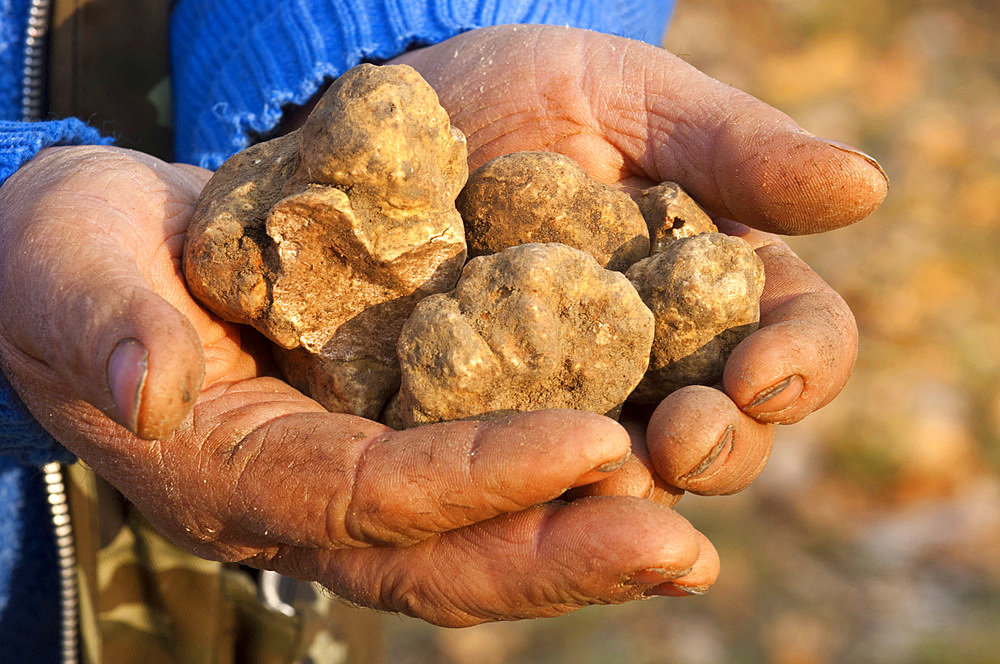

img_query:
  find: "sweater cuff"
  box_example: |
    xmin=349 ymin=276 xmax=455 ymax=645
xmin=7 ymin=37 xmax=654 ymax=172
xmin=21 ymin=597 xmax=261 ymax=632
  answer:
xmin=0 ymin=118 xmax=102 ymax=465
xmin=0 ymin=118 xmax=112 ymax=182
xmin=0 ymin=372 xmax=74 ymax=466
xmin=171 ymin=0 xmax=675 ymax=168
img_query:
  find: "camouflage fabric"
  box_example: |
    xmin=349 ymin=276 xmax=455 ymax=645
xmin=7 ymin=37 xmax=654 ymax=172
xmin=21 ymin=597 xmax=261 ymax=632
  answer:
xmin=66 ymin=462 xmax=384 ymax=664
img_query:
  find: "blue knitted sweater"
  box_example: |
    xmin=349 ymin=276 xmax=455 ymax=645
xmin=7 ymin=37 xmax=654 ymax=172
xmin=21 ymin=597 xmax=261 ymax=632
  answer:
xmin=0 ymin=1 xmax=674 ymax=660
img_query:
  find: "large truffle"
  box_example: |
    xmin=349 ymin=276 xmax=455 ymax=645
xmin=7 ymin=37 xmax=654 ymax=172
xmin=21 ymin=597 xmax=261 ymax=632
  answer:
xmin=456 ymin=152 xmax=649 ymax=272
xmin=626 ymin=233 xmax=765 ymax=403
xmin=395 ymin=243 xmax=655 ymax=427
xmin=183 ymin=64 xmax=468 ymax=417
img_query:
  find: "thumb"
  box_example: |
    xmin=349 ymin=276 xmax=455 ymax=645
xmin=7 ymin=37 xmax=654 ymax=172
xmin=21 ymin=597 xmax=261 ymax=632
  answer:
xmin=588 ymin=34 xmax=889 ymax=234
xmin=0 ymin=147 xmax=205 ymax=439
xmin=99 ymin=289 xmax=205 ymax=439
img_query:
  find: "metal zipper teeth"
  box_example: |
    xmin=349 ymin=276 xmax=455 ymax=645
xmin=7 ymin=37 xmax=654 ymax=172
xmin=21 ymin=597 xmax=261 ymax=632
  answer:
xmin=23 ymin=2 xmax=78 ymax=657
xmin=20 ymin=0 xmax=53 ymax=121
xmin=43 ymin=462 xmax=79 ymax=664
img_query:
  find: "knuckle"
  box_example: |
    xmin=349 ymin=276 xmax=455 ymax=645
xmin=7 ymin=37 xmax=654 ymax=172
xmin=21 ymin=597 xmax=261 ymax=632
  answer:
xmin=342 ymin=435 xmax=435 ymax=547
xmin=376 ymin=562 xmax=486 ymax=627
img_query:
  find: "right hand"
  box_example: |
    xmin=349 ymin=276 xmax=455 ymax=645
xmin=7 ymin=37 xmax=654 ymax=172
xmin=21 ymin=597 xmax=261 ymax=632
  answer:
xmin=393 ymin=25 xmax=874 ymax=502
xmin=0 ymin=145 xmax=718 ymax=626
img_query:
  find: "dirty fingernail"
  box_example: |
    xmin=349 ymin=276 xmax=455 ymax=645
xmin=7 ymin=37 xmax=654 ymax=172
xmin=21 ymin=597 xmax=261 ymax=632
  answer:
xmin=746 ymin=374 xmax=804 ymax=415
xmin=627 ymin=565 xmax=693 ymax=587
xmin=595 ymin=454 xmax=630 ymax=473
xmin=628 ymin=567 xmax=674 ymax=586
xmin=108 ymin=338 xmax=148 ymax=433
xmin=645 ymin=582 xmax=710 ymax=597
xmin=817 ymin=138 xmax=889 ymax=186
xmin=680 ymin=425 xmax=734 ymax=482
xmin=571 ymin=453 xmax=631 ymax=487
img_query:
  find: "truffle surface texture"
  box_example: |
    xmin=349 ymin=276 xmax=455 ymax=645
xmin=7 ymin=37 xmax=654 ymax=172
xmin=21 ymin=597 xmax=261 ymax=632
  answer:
xmin=456 ymin=151 xmax=649 ymax=272
xmin=638 ymin=182 xmax=719 ymax=255
xmin=626 ymin=233 xmax=765 ymax=403
xmin=396 ymin=243 xmax=655 ymax=426
xmin=183 ymin=63 xmax=468 ymax=417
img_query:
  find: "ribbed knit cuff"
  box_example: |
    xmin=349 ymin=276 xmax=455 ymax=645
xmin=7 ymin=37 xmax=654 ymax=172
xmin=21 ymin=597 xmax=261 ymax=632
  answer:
xmin=0 ymin=118 xmax=112 ymax=182
xmin=171 ymin=0 xmax=675 ymax=168
xmin=0 ymin=119 xmax=103 ymax=465
xmin=0 ymin=373 xmax=74 ymax=466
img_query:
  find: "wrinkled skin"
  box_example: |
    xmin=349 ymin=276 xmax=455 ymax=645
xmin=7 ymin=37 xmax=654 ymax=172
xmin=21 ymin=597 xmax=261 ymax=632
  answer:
xmin=389 ymin=25 xmax=876 ymax=500
xmin=0 ymin=25 xmax=882 ymax=624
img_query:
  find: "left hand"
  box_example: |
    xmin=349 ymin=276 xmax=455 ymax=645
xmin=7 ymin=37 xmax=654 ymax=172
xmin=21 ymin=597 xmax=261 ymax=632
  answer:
xmin=389 ymin=24 xmax=881 ymax=497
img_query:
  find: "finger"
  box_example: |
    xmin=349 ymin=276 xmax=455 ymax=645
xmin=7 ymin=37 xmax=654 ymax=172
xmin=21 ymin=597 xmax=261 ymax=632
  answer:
xmin=171 ymin=161 xmax=215 ymax=189
xmin=584 ymin=33 xmax=889 ymax=234
xmin=69 ymin=385 xmax=631 ymax=560
xmin=648 ymin=530 xmax=721 ymax=597
xmin=333 ymin=410 xmax=631 ymax=547
xmin=395 ymin=26 xmax=887 ymax=234
xmin=0 ymin=147 xmax=206 ymax=438
xmin=263 ymin=496 xmax=708 ymax=626
xmin=719 ymin=220 xmax=859 ymax=424
xmin=646 ymin=385 xmax=775 ymax=495
xmin=564 ymin=415 xmax=684 ymax=507
xmin=226 ymin=407 xmax=630 ymax=551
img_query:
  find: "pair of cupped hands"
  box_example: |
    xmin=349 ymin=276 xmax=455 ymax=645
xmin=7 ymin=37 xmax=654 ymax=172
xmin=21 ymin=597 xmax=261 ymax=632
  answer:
xmin=0 ymin=26 xmax=885 ymax=626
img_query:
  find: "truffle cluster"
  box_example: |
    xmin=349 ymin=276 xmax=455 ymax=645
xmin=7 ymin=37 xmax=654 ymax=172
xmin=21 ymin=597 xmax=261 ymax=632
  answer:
xmin=183 ymin=64 xmax=765 ymax=428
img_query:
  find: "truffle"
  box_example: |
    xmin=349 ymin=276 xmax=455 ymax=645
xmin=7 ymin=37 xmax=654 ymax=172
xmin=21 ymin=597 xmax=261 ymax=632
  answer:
xmin=185 ymin=64 xmax=766 ymax=427
xmin=456 ymin=151 xmax=649 ymax=272
xmin=637 ymin=182 xmax=718 ymax=255
xmin=396 ymin=243 xmax=655 ymax=426
xmin=626 ymin=233 xmax=765 ymax=403
xmin=183 ymin=63 xmax=468 ymax=417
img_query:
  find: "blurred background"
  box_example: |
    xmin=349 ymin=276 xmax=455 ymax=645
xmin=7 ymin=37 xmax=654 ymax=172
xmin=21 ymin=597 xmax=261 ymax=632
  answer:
xmin=382 ymin=0 xmax=1000 ymax=661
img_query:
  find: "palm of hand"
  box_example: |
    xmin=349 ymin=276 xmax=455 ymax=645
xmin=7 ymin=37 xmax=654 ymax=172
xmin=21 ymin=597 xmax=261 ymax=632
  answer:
xmin=392 ymin=25 xmax=885 ymax=233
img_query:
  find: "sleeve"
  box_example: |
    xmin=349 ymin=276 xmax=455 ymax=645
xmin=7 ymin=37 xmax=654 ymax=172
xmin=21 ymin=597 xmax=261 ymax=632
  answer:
xmin=0 ymin=119 xmax=112 ymax=464
xmin=0 ymin=118 xmax=111 ymax=180
xmin=0 ymin=371 xmax=75 ymax=466
xmin=171 ymin=0 xmax=676 ymax=168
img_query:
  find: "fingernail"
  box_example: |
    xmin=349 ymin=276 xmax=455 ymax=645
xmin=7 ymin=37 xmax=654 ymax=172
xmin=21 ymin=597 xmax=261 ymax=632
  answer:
xmin=594 ymin=455 xmax=630 ymax=473
xmin=108 ymin=338 xmax=148 ymax=433
xmin=570 ymin=453 xmax=631 ymax=488
xmin=628 ymin=567 xmax=675 ymax=586
xmin=680 ymin=425 xmax=734 ymax=482
xmin=745 ymin=374 xmax=804 ymax=415
xmin=817 ymin=138 xmax=890 ymax=186
xmin=645 ymin=582 xmax=710 ymax=597
xmin=626 ymin=564 xmax=693 ymax=588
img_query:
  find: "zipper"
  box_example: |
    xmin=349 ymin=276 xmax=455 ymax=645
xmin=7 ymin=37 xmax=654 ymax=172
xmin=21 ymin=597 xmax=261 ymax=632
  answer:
xmin=42 ymin=462 xmax=79 ymax=664
xmin=28 ymin=1 xmax=78 ymax=657
xmin=21 ymin=0 xmax=53 ymax=121
xmin=23 ymin=3 xmax=78 ymax=661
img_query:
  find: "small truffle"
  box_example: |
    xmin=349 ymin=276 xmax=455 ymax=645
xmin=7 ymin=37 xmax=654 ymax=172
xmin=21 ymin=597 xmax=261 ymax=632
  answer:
xmin=184 ymin=64 xmax=468 ymax=417
xmin=396 ymin=243 xmax=655 ymax=426
xmin=638 ymin=182 xmax=718 ymax=255
xmin=456 ymin=152 xmax=649 ymax=272
xmin=626 ymin=233 xmax=765 ymax=403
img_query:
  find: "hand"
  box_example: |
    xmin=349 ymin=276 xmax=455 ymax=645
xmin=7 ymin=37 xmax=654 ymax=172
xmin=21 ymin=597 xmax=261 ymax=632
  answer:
xmin=0 ymin=145 xmax=717 ymax=626
xmin=391 ymin=24 xmax=880 ymax=496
